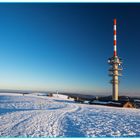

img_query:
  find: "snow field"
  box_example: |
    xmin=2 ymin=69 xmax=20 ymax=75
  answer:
xmin=0 ymin=93 xmax=140 ymax=137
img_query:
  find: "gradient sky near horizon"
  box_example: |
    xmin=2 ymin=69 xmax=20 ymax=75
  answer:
xmin=0 ymin=3 xmax=140 ymax=95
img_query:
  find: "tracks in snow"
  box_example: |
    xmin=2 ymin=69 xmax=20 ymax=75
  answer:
xmin=0 ymin=96 xmax=80 ymax=137
xmin=1 ymin=94 xmax=140 ymax=137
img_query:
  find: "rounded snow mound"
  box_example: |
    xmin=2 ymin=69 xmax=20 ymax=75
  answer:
xmin=53 ymin=94 xmax=68 ymax=99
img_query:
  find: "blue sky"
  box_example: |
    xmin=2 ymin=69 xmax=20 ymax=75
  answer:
xmin=0 ymin=3 xmax=140 ymax=95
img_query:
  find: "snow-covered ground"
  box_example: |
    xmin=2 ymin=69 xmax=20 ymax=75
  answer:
xmin=0 ymin=93 xmax=140 ymax=137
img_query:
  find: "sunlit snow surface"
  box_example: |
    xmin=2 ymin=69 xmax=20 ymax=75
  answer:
xmin=0 ymin=93 xmax=140 ymax=137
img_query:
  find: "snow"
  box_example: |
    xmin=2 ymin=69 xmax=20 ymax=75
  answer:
xmin=0 ymin=93 xmax=140 ymax=137
xmin=52 ymin=93 xmax=69 ymax=99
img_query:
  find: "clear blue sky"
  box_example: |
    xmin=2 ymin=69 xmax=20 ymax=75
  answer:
xmin=0 ymin=3 xmax=140 ymax=95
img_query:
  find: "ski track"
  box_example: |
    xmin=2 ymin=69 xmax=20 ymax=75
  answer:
xmin=0 ymin=94 xmax=79 ymax=137
xmin=0 ymin=93 xmax=140 ymax=137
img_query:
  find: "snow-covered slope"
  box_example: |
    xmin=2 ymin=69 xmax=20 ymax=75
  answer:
xmin=53 ymin=93 xmax=69 ymax=99
xmin=0 ymin=93 xmax=140 ymax=137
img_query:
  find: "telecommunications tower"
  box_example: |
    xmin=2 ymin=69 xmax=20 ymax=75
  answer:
xmin=108 ymin=19 xmax=123 ymax=101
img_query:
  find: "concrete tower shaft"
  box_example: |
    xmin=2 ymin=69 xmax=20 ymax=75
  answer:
xmin=112 ymin=62 xmax=119 ymax=100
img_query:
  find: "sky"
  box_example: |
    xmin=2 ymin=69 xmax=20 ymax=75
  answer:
xmin=0 ymin=3 xmax=140 ymax=95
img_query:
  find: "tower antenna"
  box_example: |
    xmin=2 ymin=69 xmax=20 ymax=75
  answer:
xmin=108 ymin=19 xmax=123 ymax=101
